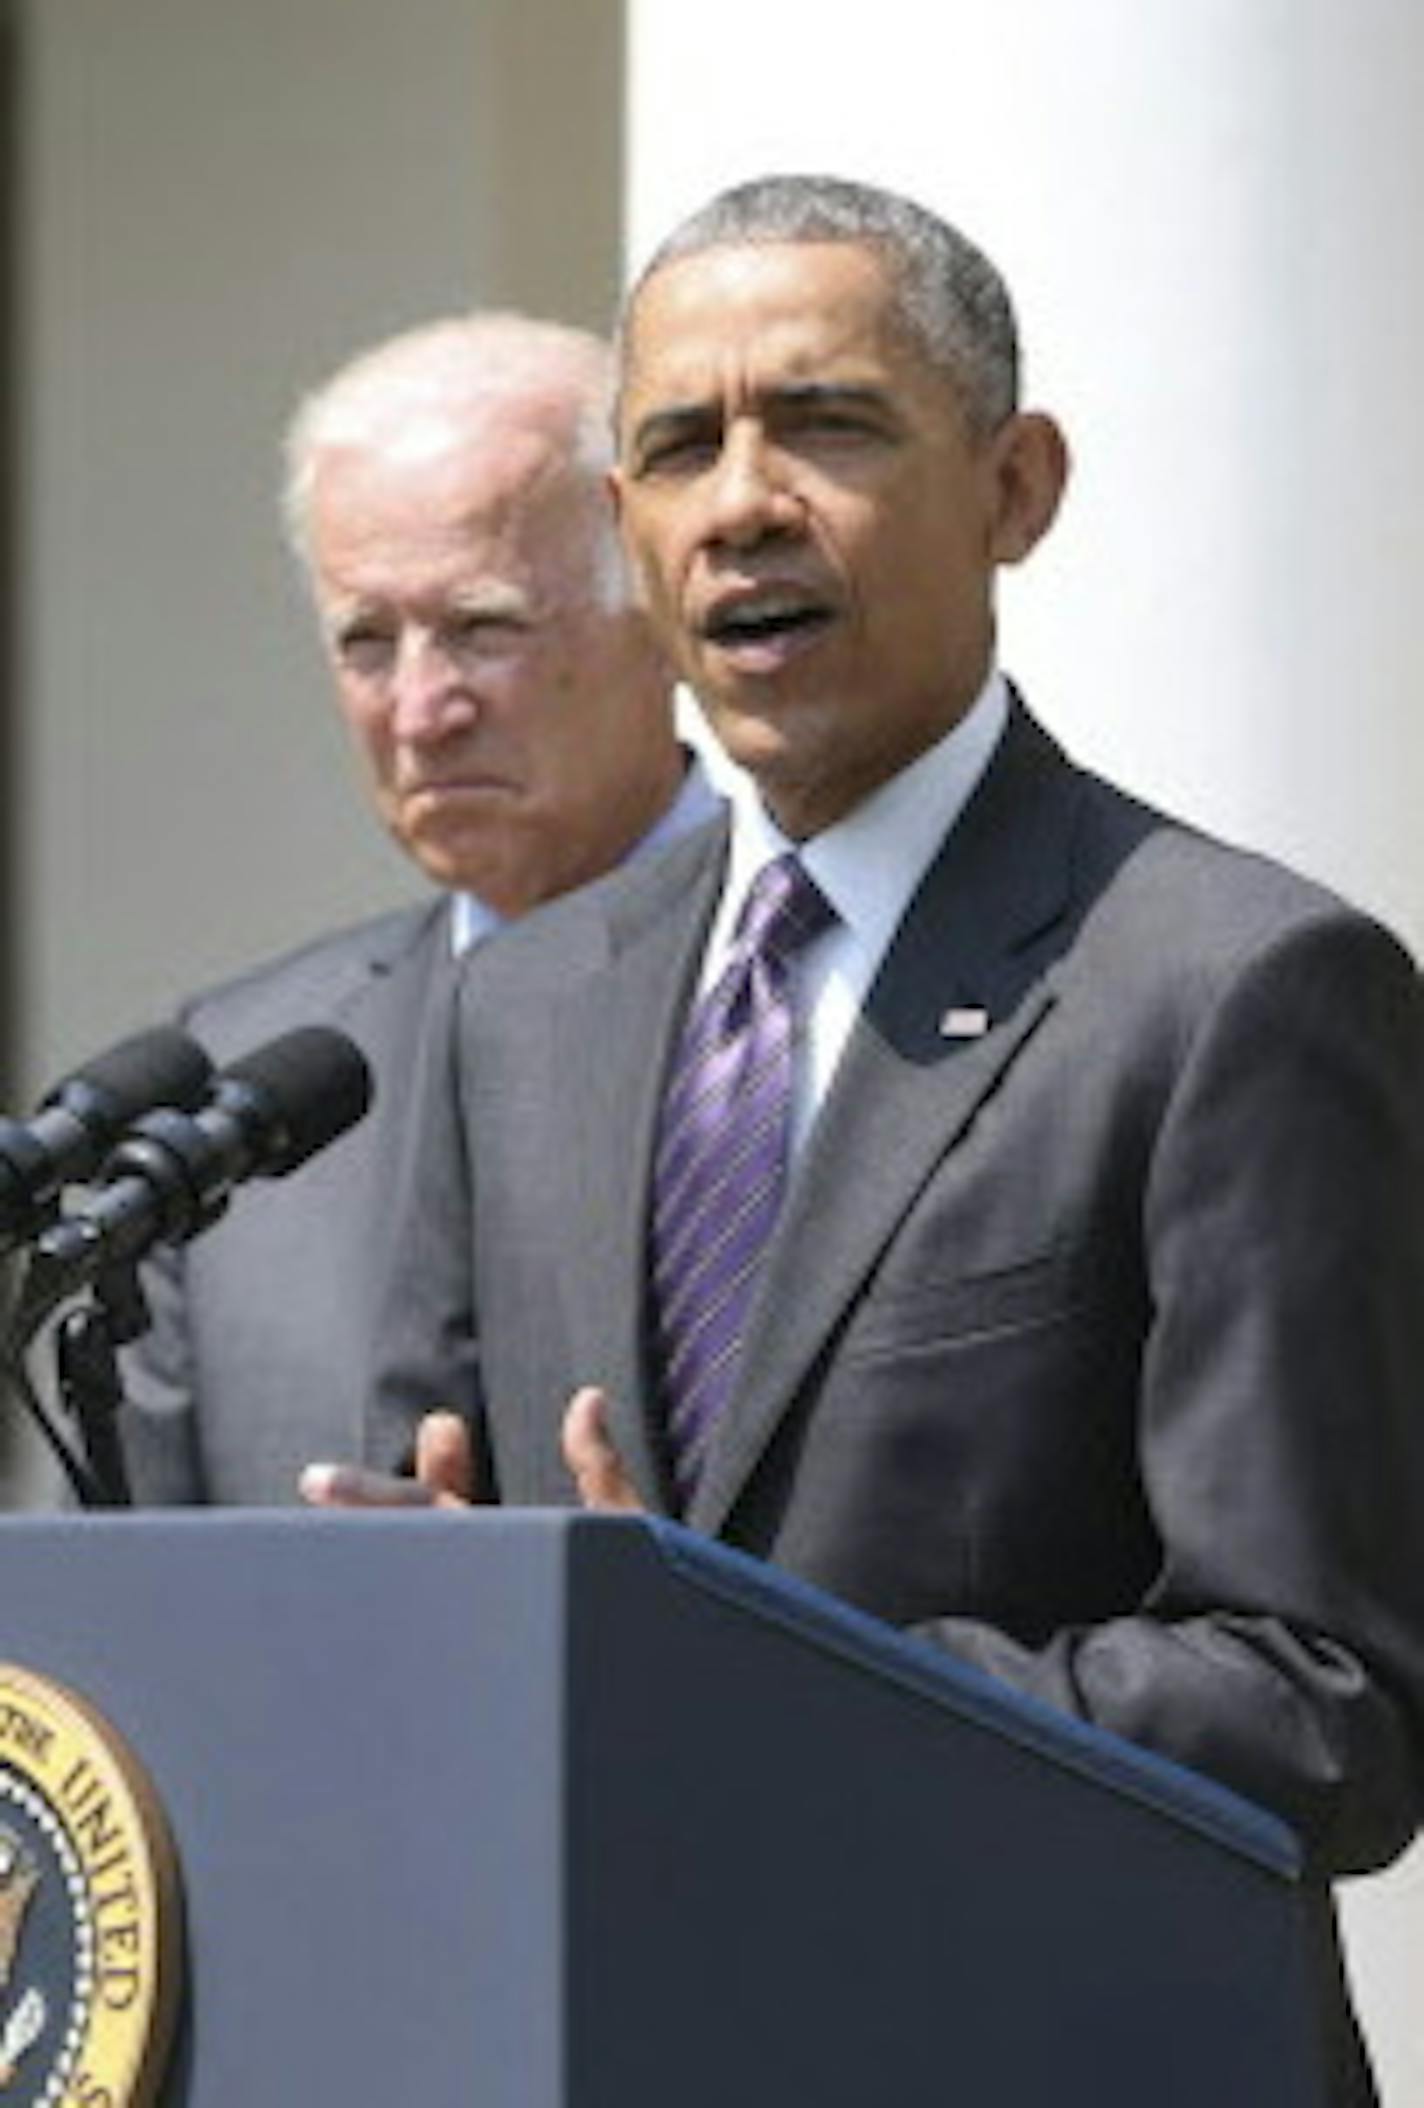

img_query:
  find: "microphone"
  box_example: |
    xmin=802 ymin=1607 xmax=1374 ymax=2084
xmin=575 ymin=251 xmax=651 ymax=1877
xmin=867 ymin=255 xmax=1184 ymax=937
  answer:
xmin=0 ymin=1026 xmax=213 ymax=1250
xmin=23 ymin=1026 xmax=372 ymax=1304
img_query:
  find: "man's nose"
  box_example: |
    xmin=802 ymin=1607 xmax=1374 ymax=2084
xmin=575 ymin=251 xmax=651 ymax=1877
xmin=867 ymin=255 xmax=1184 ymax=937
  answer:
xmin=389 ymin=628 xmax=475 ymax=741
xmin=705 ymin=426 xmax=802 ymax=550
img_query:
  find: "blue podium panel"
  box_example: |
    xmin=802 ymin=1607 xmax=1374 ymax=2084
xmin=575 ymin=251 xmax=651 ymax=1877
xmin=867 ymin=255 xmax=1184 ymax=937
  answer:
xmin=0 ymin=1511 xmax=1327 ymax=2106
xmin=566 ymin=1523 xmax=1324 ymax=2108
xmin=0 ymin=1511 xmax=570 ymax=2105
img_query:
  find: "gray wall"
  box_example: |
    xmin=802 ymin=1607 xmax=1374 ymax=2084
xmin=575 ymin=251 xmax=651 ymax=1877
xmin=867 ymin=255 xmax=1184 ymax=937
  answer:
xmin=14 ymin=0 xmax=624 ymax=1091
xmin=5 ymin=0 xmax=623 ymax=1497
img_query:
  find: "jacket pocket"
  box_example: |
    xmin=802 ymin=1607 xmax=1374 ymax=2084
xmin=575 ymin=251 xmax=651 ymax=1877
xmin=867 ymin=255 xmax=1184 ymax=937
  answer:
xmin=837 ymin=1242 xmax=1115 ymax=1363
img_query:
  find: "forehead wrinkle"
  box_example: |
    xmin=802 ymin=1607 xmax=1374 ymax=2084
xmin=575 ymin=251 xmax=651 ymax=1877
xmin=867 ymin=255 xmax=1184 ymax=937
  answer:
xmin=316 ymin=496 xmax=537 ymax=612
xmin=619 ymin=241 xmax=945 ymax=431
xmin=324 ymin=558 xmax=539 ymax=625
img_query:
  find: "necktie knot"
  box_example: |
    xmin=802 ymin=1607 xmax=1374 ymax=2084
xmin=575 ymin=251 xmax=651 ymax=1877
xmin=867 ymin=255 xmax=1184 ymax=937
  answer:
xmin=732 ymin=854 xmax=836 ymax=971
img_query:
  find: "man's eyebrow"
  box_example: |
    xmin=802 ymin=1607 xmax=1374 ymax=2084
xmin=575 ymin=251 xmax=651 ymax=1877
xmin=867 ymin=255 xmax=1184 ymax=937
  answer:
xmin=630 ymin=380 xmax=894 ymax=452
xmin=445 ymin=583 xmax=532 ymax=620
xmin=771 ymin=381 xmax=892 ymax=414
xmin=324 ymin=598 xmax=384 ymax=632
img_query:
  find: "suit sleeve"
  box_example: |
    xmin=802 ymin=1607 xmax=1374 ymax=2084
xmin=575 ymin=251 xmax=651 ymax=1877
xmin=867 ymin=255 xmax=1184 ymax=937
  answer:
xmin=917 ymin=909 xmax=1424 ymax=1876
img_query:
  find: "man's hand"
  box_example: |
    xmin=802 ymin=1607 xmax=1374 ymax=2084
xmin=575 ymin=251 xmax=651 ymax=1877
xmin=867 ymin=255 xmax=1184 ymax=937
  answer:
xmin=300 ymin=1392 xmax=644 ymax=1515
xmin=561 ymin=1387 xmax=644 ymax=1512
xmin=300 ymin=1410 xmax=478 ymax=1509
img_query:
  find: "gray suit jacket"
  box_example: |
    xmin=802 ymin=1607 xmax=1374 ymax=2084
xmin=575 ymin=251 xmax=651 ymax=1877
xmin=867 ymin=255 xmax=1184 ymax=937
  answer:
xmin=119 ymin=899 xmax=477 ymax=1503
xmin=379 ymin=703 xmax=1424 ymax=1911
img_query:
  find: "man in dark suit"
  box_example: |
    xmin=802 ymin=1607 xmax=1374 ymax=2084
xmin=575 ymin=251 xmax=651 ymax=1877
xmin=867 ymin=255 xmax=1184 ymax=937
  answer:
xmin=314 ymin=181 xmax=1424 ymax=2099
xmin=119 ymin=312 xmax=720 ymax=1503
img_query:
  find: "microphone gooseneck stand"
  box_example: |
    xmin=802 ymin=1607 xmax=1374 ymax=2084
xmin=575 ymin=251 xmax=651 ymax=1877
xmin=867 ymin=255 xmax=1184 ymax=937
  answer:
xmin=1 ymin=1250 xmax=148 ymax=1510
xmin=52 ymin=1262 xmax=148 ymax=1508
xmin=0 ymin=1025 xmax=374 ymax=1509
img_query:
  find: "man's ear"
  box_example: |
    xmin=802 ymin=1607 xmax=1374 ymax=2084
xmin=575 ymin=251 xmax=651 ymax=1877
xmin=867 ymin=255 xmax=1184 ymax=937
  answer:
xmin=606 ymin=463 xmax=654 ymax=611
xmin=986 ymin=411 xmax=1070 ymax=566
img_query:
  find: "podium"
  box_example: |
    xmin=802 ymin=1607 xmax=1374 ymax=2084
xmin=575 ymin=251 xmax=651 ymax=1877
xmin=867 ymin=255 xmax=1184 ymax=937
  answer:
xmin=0 ymin=1509 xmax=1331 ymax=2104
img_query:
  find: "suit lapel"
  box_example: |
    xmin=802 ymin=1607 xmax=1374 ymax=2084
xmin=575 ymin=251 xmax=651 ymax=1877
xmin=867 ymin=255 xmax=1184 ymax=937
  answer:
xmin=337 ymin=902 xmax=454 ymax=1041
xmin=552 ymin=825 xmax=729 ymax=1508
xmin=687 ymin=709 xmax=1087 ymax=1536
xmin=331 ymin=905 xmax=459 ymax=1224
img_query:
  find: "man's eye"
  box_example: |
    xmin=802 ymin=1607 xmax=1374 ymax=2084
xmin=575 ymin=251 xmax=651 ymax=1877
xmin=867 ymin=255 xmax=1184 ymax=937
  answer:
xmin=635 ymin=432 xmax=718 ymax=478
xmin=789 ymin=408 xmax=880 ymax=447
xmin=333 ymin=626 xmax=394 ymax=670
xmin=442 ymin=612 xmax=530 ymax=652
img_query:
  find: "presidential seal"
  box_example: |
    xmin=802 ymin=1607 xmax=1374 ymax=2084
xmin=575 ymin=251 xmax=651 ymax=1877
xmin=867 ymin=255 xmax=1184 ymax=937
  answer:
xmin=0 ymin=1667 xmax=181 ymax=2107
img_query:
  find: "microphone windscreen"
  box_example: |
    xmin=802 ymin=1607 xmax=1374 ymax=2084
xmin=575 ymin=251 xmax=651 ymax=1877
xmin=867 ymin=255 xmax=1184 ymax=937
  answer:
xmin=46 ymin=1025 xmax=213 ymax=1129
xmin=220 ymin=1027 xmax=373 ymax=1175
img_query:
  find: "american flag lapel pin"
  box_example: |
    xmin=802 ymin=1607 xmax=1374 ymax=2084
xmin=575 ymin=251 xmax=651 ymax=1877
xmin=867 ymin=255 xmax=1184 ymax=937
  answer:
xmin=940 ymin=1005 xmax=991 ymax=1040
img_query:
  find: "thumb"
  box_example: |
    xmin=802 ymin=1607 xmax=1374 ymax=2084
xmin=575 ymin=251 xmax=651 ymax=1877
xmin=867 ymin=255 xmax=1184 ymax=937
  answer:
xmin=414 ymin=1410 xmax=479 ymax=1507
xmin=561 ymin=1387 xmax=643 ymax=1512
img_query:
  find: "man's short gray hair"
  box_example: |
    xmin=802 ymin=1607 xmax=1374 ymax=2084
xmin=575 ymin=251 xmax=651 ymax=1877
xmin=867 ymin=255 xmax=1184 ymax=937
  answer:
xmin=629 ymin=174 xmax=1019 ymax=437
xmin=282 ymin=312 xmax=626 ymax=604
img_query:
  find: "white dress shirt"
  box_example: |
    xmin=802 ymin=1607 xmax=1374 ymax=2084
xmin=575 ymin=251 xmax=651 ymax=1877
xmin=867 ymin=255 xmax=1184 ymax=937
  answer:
xmin=701 ymin=671 xmax=1010 ymax=1153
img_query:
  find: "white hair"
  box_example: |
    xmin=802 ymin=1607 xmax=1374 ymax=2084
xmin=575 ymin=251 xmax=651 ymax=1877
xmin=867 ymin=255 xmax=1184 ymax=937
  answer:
xmin=282 ymin=312 xmax=627 ymax=605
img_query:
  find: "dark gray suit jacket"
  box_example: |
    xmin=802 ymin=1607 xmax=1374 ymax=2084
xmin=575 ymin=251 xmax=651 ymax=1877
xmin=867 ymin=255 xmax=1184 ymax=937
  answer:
xmin=380 ymin=703 xmax=1424 ymax=1907
xmin=119 ymin=899 xmax=477 ymax=1503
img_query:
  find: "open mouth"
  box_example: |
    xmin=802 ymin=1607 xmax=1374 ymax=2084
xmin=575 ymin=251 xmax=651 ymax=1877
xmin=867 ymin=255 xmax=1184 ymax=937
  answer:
xmin=702 ymin=592 xmax=834 ymax=653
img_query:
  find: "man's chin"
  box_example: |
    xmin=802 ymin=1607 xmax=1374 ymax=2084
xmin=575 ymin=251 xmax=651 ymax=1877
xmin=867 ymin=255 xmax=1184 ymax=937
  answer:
xmin=693 ymin=693 xmax=825 ymax=783
xmin=401 ymin=826 xmax=506 ymax=898
xmin=409 ymin=826 xmax=567 ymax=919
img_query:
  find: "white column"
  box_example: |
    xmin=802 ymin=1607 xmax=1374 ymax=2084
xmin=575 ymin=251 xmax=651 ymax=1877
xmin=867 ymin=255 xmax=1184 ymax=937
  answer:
xmin=627 ymin=2 xmax=1424 ymax=2095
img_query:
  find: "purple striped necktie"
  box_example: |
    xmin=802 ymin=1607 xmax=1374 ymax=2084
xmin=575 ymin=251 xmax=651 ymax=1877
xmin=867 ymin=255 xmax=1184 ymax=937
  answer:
xmin=650 ymin=854 xmax=836 ymax=1503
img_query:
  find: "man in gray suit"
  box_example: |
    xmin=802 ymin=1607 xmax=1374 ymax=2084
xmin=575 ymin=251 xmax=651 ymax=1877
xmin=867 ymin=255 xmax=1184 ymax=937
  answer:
xmin=120 ymin=312 xmax=719 ymax=1503
xmin=316 ymin=182 xmax=1424 ymax=2099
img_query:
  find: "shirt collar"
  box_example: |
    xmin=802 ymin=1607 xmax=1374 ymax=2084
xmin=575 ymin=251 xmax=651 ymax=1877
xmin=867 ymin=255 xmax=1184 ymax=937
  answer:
xmin=720 ymin=668 xmax=1010 ymax=955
